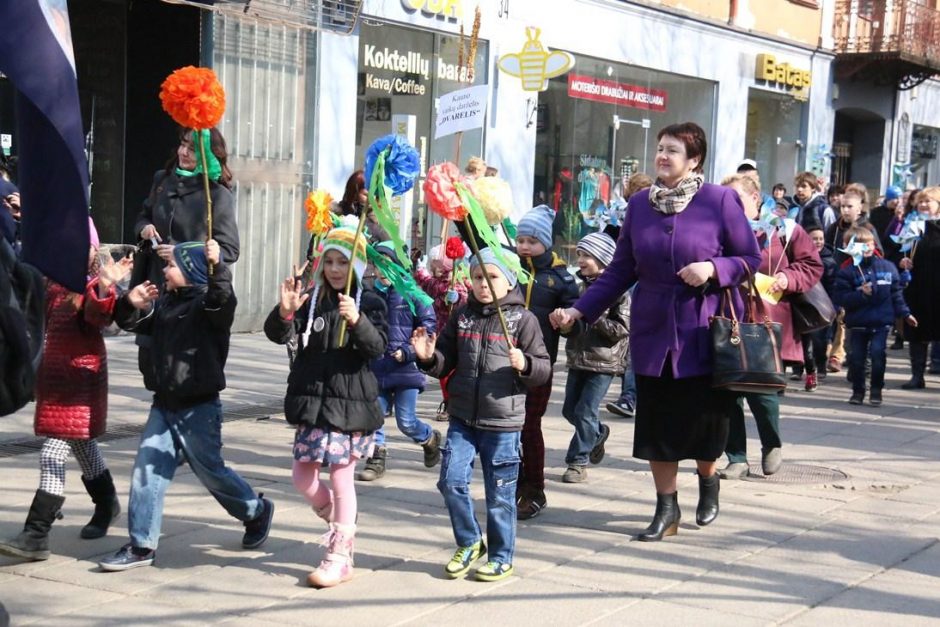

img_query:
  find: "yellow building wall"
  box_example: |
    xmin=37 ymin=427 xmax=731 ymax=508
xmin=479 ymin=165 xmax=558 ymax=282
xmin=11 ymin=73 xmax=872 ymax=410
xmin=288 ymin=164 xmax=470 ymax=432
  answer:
xmin=651 ymin=0 xmax=822 ymax=48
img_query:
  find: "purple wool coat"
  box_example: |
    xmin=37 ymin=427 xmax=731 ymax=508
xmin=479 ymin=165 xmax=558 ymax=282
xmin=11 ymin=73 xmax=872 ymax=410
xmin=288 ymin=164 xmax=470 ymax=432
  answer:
xmin=575 ymin=183 xmax=762 ymax=379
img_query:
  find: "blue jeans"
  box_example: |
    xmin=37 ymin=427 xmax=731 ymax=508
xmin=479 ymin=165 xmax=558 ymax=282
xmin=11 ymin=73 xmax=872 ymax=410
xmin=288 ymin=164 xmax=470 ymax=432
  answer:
xmin=848 ymin=326 xmax=889 ymax=393
xmin=562 ymin=370 xmax=614 ymax=466
xmin=128 ymin=400 xmax=262 ymax=549
xmin=373 ymin=387 xmax=432 ymax=446
xmin=725 ymin=392 xmax=781 ymax=464
xmin=616 ymin=360 xmax=636 ymax=406
xmin=437 ymin=420 xmax=521 ymax=564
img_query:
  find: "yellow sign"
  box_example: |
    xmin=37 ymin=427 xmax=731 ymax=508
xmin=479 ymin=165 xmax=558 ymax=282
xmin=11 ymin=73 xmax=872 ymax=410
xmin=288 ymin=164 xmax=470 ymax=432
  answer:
xmin=756 ymin=53 xmax=811 ymax=99
xmin=498 ymin=27 xmax=574 ymax=92
xmin=402 ymin=0 xmax=462 ymax=20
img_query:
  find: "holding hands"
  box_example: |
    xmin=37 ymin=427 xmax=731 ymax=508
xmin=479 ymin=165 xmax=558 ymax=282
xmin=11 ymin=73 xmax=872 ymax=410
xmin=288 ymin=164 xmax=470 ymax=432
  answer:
xmin=549 ymin=307 xmax=582 ymax=330
xmin=97 ymin=253 xmax=134 ymax=298
xmin=411 ymin=327 xmax=436 ymax=362
xmin=128 ymin=280 xmax=159 ymax=310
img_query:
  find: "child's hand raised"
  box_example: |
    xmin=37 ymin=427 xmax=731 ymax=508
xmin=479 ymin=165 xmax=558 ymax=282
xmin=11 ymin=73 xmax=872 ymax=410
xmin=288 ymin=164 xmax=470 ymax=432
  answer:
xmin=279 ymin=267 xmax=310 ymax=318
xmin=509 ymin=347 xmax=526 ymax=372
xmin=337 ymin=293 xmax=360 ymax=326
xmin=128 ymin=281 xmax=159 ymax=310
xmin=98 ymin=254 xmax=133 ymax=297
xmin=411 ymin=327 xmax=437 ymax=361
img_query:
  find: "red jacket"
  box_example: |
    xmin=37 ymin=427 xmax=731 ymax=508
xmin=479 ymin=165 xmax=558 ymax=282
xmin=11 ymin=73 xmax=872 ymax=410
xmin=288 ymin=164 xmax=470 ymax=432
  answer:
xmin=34 ymin=279 xmax=117 ymax=440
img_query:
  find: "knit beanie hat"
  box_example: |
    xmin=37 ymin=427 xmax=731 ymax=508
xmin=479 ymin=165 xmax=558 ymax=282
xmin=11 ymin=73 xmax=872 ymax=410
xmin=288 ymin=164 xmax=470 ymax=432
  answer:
xmin=517 ymin=204 xmax=555 ymax=250
xmin=173 ymin=241 xmax=208 ymax=285
xmin=469 ymin=247 xmax=519 ymax=289
xmin=428 ymin=244 xmax=454 ymax=271
xmin=576 ymin=232 xmax=616 ymax=268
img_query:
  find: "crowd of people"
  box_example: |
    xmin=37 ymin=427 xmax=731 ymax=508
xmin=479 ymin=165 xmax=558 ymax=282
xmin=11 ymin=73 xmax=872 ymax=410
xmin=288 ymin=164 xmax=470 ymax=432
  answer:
xmin=1 ymin=121 xmax=937 ymax=589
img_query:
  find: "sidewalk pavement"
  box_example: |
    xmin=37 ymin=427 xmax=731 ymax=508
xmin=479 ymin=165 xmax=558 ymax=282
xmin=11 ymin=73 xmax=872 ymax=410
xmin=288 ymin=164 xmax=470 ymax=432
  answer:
xmin=1 ymin=333 xmax=938 ymax=626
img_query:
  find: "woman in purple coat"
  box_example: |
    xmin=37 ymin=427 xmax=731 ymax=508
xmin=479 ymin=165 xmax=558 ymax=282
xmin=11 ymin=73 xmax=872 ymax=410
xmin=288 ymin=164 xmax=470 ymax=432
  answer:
xmin=550 ymin=123 xmax=761 ymax=541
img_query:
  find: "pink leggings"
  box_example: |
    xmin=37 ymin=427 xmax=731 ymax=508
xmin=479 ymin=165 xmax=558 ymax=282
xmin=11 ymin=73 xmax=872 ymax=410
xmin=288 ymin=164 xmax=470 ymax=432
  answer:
xmin=291 ymin=459 xmax=358 ymax=525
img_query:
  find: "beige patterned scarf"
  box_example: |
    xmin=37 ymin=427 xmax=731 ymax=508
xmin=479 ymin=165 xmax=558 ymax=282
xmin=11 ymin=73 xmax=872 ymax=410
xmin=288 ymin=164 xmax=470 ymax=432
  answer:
xmin=648 ymin=174 xmax=704 ymax=215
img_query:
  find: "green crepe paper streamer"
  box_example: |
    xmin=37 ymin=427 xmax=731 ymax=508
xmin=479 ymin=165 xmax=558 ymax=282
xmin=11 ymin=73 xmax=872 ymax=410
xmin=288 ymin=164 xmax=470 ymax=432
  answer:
xmin=366 ymin=245 xmax=433 ymax=315
xmin=455 ymin=182 xmax=531 ymax=285
xmin=501 ymin=217 xmax=517 ymax=240
xmin=368 ymin=150 xmax=413 ymax=270
xmin=176 ymin=129 xmax=222 ymax=182
xmin=453 ymin=260 xmax=470 ymax=285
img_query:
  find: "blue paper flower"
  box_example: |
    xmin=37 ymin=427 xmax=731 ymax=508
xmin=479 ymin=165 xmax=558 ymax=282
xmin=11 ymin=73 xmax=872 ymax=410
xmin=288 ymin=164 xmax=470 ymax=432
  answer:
xmin=837 ymin=236 xmax=869 ymax=266
xmin=364 ymin=134 xmax=421 ymax=196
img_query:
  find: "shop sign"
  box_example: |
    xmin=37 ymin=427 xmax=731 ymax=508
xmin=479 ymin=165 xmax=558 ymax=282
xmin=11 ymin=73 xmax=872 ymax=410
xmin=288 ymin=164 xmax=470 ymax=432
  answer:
xmin=755 ymin=54 xmax=811 ymax=99
xmin=566 ymin=74 xmax=667 ymax=112
xmin=498 ymin=27 xmax=574 ymax=92
xmin=401 ymin=0 xmax=462 ymax=20
xmin=362 ymin=44 xmax=475 ymax=93
xmin=435 ymin=84 xmax=488 ymax=139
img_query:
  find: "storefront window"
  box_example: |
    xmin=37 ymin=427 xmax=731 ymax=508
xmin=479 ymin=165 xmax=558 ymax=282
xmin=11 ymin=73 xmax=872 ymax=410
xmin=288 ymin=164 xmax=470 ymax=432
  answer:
xmin=533 ymin=55 xmax=716 ymax=259
xmin=911 ymin=124 xmax=939 ymax=188
xmin=745 ymin=88 xmax=807 ymax=192
xmin=357 ymin=21 xmax=487 ymax=251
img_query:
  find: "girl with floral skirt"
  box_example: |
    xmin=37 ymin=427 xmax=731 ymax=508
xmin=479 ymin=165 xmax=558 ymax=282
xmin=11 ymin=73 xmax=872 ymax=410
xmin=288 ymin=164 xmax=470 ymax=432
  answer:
xmin=264 ymin=222 xmax=388 ymax=588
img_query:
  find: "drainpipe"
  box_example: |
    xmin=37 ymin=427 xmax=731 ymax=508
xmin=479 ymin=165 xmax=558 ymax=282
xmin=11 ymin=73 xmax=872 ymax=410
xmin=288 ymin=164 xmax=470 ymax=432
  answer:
xmin=729 ymin=0 xmax=738 ymax=26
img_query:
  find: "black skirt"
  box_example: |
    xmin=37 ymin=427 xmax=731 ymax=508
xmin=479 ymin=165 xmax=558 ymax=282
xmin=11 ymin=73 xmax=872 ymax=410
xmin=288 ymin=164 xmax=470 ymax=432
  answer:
xmin=633 ymin=364 xmax=735 ymax=462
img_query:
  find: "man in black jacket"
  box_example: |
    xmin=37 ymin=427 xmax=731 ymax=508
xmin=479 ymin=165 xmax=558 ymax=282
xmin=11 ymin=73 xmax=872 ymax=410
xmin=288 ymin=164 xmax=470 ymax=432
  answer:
xmin=98 ymin=240 xmax=273 ymax=572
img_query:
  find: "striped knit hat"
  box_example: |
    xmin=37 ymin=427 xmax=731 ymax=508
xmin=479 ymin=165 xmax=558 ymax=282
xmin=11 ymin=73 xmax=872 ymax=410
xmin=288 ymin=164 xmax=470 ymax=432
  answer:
xmin=576 ymin=232 xmax=616 ymax=268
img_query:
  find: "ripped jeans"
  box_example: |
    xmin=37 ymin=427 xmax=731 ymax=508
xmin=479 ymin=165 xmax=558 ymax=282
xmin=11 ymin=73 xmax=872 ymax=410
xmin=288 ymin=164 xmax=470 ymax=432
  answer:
xmin=437 ymin=419 xmax=521 ymax=564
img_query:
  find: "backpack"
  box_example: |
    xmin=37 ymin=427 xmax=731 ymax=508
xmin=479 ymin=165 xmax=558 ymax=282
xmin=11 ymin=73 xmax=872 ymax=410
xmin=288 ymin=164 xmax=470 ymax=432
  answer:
xmin=0 ymin=238 xmax=45 ymax=416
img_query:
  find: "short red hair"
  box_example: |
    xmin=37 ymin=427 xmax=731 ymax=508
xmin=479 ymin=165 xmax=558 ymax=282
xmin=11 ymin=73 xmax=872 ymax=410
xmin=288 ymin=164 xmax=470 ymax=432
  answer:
xmin=657 ymin=122 xmax=707 ymax=174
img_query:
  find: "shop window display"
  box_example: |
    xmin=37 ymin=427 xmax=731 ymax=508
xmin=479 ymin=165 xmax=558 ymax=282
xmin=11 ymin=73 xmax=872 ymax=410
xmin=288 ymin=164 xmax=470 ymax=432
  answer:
xmin=533 ymin=55 xmax=716 ymax=259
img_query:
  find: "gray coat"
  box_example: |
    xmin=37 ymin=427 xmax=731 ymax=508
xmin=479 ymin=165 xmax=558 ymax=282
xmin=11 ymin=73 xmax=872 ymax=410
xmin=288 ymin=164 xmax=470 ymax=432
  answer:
xmin=564 ymin=275 xmax=630 ymax=375
xmin=422 ymin=288 xmax=551 ymax=431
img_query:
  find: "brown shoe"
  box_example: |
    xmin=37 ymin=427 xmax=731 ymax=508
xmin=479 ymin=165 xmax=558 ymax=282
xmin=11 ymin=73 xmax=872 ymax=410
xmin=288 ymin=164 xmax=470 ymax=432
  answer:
xmin=516 ymin=490 xmax=547 ymax=520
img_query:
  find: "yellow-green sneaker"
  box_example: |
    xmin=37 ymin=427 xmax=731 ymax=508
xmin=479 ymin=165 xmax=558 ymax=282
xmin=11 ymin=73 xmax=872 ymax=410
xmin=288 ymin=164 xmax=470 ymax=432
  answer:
xmin=474 ymin=561 xmax=514 ymax=582
xmin=444 ymin=540 xmax=486 ymax=579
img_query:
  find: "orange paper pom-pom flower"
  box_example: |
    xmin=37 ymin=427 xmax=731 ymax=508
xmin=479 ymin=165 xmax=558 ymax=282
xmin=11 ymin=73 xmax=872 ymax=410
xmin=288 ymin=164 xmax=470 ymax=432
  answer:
xmin=424 ymin=162 xmax=467 ymax=221
xmin=305 ymin=189 xmax=335 ymax=235
xmin=160 ymin=66 xmax=226 ymax=130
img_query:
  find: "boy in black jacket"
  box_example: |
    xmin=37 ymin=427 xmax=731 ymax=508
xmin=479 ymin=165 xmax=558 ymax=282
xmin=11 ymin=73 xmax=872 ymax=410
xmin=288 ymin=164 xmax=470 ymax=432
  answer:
xmin=514 ymin=204 xmax=579 ymax=520
xmin=99 ymin=240 xmax=273 ymax=572
xmin=833 ymin=228 xmax=917 ymax=406
xmin=413 ymin=247 xmax=550 ymax=583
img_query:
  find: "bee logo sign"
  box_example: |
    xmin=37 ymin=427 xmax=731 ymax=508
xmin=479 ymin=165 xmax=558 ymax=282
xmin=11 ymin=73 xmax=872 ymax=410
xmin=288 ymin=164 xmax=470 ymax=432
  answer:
xmin=498 ymin=27 xmax=574 ymax=92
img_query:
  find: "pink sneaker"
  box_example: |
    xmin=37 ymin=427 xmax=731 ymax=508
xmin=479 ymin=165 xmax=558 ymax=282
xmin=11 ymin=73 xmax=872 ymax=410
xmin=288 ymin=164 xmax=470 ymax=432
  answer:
xmin=307 ymin=523 xmax=355 ymax=588
xmin=805 ymin=373 xmax=818 ymax=392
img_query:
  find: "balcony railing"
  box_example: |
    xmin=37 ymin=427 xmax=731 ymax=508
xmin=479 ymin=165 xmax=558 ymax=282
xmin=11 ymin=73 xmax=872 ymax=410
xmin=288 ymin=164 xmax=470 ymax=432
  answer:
xmin=834 ymin=0 xmax=940 ymax=87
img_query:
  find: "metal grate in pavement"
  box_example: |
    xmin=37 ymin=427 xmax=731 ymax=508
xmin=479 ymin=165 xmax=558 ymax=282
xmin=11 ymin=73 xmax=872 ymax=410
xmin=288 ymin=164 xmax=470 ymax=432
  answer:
xmin=0 ymin=401 xmax=284 ymax=459
xmin=742 ymin=463 xmax=849 ymax=484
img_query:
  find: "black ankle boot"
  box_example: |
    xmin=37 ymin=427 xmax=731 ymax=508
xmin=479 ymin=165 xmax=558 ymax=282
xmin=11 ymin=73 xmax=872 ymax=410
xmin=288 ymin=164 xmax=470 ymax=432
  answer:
xmin=80 ymin=469 xmax=121 ymax=539
xmin=637 ymin=492 xmax=680 ymax=541
xmin=0 ymin=490 xmax=65 ymax=561
xmin=903 ymin=342 xmax=928 ymax=389
xmin=696 ymin=472 xmax=720 ymax=526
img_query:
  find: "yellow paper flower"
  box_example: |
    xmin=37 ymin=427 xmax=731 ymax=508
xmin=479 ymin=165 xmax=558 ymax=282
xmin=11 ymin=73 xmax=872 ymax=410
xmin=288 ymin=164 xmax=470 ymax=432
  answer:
xmin=469 ymin=177 xmax=514 ymax=225
xmin=305 ymin=189 xmax=335 ymax=235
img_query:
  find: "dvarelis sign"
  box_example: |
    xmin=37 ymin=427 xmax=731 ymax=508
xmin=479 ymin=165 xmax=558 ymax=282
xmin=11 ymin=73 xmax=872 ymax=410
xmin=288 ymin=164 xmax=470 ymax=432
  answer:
xmin=567 ymin=74 xmax=667 ymax=112
xmin=434 ymin=84 xmax=488 ymax=139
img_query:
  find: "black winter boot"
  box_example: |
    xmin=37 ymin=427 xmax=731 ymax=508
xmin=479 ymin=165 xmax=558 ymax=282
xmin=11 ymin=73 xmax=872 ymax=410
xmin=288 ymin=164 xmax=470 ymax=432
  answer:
xmin=902 ymin=342 xmax=928 ymax=389
xmin=357 ymin=447 xmax=387 ymax=481
xmin=0 ymin=490 xmax=65 ymax=561
xmin=637 ymin=492 xmax=680 ymax=541
xmin=422 ymin=430 xmax=442 ymax=468
xmin=696 ymin=472 xmax=720 ymax=526
xmin=80 ymin=469 xmax=121 ymax=539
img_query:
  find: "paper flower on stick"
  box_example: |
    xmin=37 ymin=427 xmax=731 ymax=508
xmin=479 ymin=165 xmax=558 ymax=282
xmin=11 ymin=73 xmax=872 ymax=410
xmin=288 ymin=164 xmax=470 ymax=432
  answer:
xmin=890 ymin=212 xmax=926 ymax=253
xmin=364 ymin=134 xmax=421 ymax=196
xmin=424 ymin=163 xmax=467 ymax=221
xmin=445 ymin=236 xmax=466 ymax=260
xmin=455 ymin=181 xmax=530 ymax=285
xmin=469 ymin=177 xmax=514 ymax=225
xmin=304 ymin=189 xmax=334 ymax=236
xmin=837 ymin=236 xmax=869 ymax=267
xmin=160 ymin=66 xmax=226 ymax=129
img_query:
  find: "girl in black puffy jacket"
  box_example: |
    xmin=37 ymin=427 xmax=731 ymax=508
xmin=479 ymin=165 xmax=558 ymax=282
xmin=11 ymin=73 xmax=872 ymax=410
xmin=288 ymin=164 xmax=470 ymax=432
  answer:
xmin=264 ymin=223 xmax=387 ymax=589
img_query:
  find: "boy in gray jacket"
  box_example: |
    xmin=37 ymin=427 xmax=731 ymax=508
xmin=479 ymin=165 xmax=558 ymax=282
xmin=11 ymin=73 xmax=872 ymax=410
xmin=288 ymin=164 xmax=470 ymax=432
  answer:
xmin=551 ymin=233 xmax=630 ymax=483
xmin=412 ymin=247 xmax=550 ymax=583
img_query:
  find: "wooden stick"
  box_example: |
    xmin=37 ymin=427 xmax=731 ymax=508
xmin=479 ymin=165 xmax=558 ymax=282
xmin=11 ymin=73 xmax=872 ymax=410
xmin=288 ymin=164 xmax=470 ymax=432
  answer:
xmin=197 ymin=129 xmax=215 ymax=275
xmin=337 ymin=210 xmax=369 ymax=347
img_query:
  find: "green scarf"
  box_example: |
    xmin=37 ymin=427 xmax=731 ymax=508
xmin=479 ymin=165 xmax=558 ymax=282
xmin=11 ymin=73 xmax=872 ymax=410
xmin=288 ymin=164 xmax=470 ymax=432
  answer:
xmin=175 ymin=129 xmax=222 ymax=182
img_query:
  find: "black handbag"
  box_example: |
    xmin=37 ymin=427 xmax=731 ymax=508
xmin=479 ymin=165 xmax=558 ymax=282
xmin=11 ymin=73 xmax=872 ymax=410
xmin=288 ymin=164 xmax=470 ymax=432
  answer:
xmin=789 ymin=282 xmax=836 ymax=334
xmin=710 ymin=265 xmax=787 ymax=395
